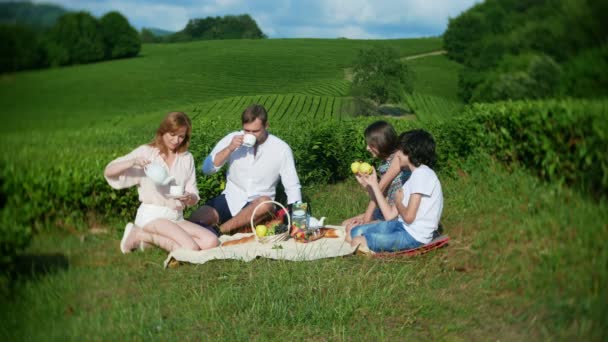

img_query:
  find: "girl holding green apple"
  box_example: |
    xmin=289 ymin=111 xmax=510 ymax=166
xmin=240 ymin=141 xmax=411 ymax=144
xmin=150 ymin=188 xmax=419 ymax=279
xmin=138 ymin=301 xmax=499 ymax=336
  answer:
xmin=342 ymin=121 xmax=411 ymax=232
xmin=347 ymin=129 xmax=443 ymax=252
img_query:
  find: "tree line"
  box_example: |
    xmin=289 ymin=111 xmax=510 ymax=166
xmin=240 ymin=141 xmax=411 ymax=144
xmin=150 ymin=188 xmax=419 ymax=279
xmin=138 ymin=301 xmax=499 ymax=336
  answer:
xmin=443 ymin=0 xmax=608 ymax=103
xmin=0 ymin=4 xmax=140 ymax=73
xmin=140 ymin=14 xmax=266 ymax=43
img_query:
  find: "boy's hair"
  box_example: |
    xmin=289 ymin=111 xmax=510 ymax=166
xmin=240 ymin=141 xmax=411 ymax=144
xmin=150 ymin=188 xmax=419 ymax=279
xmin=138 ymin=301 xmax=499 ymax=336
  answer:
xmin=364 ymin=121 xmax=398 ymax=160
xmin=399 ymin=129 xmax=437 ymax=168
xmin=242 ymin=104 xmax=268 ymax=125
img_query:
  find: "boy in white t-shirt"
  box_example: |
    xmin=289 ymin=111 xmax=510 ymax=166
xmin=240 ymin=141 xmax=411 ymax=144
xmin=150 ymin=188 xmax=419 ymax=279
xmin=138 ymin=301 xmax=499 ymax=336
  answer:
xmin=347 ymin=129 xmax=443 ymax=252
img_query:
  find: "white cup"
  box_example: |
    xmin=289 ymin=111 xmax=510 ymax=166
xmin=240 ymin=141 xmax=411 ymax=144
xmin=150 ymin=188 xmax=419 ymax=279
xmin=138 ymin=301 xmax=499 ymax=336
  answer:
xmin=169 ymin=185 xmax=184 ymax=196
xmin=242 ymin=133 xmax=256 ymax=147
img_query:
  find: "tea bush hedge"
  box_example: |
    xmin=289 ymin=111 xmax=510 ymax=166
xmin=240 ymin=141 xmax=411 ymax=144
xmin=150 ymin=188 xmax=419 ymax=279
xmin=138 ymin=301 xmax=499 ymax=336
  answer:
xmin=463 ymin=99 xmax=608 ymax=198
xmin=1 ymin=98 xmax=606 ymax=260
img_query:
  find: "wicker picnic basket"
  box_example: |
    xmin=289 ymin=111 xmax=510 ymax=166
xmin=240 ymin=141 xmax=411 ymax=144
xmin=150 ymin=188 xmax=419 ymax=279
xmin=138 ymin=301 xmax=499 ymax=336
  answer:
xmin=250 ymin=200 xmax=291 ymax=244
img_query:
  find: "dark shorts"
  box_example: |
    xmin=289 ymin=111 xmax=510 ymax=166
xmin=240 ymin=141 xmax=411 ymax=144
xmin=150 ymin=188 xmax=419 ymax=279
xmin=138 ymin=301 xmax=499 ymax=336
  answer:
xmin=205 ymin=194 xmax=234 ymax=224
xmin=205 ymin=194 xmax=252 ymax=225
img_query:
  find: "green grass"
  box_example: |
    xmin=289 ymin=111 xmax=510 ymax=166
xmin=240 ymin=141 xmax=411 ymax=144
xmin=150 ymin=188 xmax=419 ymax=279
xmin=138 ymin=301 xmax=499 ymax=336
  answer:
xmin=402 ymin=92 xmax=463 ymax=122
xmin=0 ymin=37 xmax=442 ymax=133
xmin=1 ymin=156 xmax=606 ymax=340
xmin=405 ymin=54 xmax=463 ymax=102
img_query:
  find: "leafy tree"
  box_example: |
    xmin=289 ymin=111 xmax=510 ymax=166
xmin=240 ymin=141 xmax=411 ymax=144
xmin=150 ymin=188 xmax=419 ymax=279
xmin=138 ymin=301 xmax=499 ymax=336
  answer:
xmin=100 ymin=11 xmax=141 ymax=59
xmin=176 ymin=14 xmax=265 ymax=42
xmin=443 ymin=5 xmax=488 ymax=64
xmin=560 ymin=45 xmax=608 ymax=98
xmin=0 ymin=24 xmax=47 ymax=72
xmin=471 ymin=53 xmax=561 ymax=102
xmin=351 ymin=46 xmax=413 ymax=106
xmin=444 ymin=0 xmax=608 ymax=103
xmin=47 ymin=11 xmax=104 ymax=65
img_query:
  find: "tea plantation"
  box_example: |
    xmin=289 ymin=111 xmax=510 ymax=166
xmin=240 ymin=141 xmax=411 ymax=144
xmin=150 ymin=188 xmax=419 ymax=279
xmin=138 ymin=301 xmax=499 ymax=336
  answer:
xmin=0 ymin=37 xmax=606 ymax=340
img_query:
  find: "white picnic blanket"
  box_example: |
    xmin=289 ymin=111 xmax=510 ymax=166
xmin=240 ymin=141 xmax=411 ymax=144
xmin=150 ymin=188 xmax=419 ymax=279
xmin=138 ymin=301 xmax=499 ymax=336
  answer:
xmin=163 ymin=228 xmax=357 ymax=268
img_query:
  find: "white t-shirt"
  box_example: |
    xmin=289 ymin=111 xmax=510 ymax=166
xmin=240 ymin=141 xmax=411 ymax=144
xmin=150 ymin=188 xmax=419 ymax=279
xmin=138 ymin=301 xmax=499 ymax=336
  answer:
xmin=398 ymin=165 xmax=443 ymax=244
xmin=202 ymin=132 xmax=302 ymax=215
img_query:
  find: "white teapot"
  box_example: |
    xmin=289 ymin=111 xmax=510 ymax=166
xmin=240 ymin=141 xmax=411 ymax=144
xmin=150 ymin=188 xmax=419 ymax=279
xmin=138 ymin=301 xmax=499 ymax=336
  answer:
xmin=144 ymin=163 xmax=175 ymax=186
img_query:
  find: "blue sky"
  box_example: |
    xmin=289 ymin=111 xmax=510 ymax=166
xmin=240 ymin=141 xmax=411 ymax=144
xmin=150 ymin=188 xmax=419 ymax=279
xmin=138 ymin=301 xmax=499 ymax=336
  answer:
xmin=32 ymin=0 xmax=479 ymax=39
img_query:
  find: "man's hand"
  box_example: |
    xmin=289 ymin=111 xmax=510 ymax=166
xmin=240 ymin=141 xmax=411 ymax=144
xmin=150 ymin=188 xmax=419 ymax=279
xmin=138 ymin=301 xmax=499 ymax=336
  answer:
xmin=228 ymin=134 xmax=244 ymax=152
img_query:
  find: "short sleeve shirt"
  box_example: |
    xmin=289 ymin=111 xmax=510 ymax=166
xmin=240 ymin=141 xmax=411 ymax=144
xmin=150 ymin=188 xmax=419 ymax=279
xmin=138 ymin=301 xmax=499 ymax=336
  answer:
xmin=398 ymin=165 xmax=443 ymax=243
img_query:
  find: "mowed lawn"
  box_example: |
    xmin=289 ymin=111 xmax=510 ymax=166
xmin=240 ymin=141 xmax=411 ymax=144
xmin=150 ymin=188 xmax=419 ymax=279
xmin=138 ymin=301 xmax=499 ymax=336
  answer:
xmin=1 ymin=156 xmax=605 ymax=340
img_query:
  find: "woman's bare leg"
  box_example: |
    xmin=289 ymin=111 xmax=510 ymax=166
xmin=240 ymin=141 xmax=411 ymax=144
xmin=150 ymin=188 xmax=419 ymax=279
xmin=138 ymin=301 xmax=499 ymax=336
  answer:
xmin=175 ymin=220 xmax=220 ymax=250
xmin=136 ymin=230 xmax=181 ymax=252
xmin=142 ymin=219 xmax=200 ymax=251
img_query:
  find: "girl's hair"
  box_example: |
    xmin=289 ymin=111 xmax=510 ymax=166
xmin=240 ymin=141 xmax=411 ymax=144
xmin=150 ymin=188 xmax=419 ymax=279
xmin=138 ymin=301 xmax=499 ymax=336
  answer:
xmin=364 ymin=121 xmax=398 ymax=160
xmin=150 ymin=112 xmax=192 ymax=155
xmin=399 ymin=129 xmax=437 ymax=168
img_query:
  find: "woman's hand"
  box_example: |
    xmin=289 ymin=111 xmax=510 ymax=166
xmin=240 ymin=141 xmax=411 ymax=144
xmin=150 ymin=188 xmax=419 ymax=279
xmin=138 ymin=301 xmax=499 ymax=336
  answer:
xmin=175 ymin=192 xmax=196 ymax=207
xmin=133 ymin=157 xmax=150 ymax=167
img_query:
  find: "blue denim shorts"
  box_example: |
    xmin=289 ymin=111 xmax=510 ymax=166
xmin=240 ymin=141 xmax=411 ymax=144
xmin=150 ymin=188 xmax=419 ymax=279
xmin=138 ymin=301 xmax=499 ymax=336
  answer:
xmin=372 ymin=208 xmax=385 ymax=221
xmin=350 ymin=220 xmax=423 ymax=252
xmin=372 ymin=207 xmax=400 ymax=221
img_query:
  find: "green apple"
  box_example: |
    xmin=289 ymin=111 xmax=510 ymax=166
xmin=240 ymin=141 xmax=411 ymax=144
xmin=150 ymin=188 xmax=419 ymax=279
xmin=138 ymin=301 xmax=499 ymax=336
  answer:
xmin=359 ymin=162 xmax=373 ymax=175
xmin=351 ymin=161 xmax=361 ymax=174
xmin=255 ymin=224 xmax=268 ymax=237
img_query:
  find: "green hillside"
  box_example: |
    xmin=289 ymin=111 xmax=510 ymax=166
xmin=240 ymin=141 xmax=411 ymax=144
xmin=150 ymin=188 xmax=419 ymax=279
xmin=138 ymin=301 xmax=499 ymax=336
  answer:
xmin=0 ymin=2 xmax=67 ymax=28
xmin=0 ymin=37 xmax=442 ymax=132
xmin=405 ymin=54 xmax=462 ymax=102
xmin=0 ymin=36 xmax=606 ymax=340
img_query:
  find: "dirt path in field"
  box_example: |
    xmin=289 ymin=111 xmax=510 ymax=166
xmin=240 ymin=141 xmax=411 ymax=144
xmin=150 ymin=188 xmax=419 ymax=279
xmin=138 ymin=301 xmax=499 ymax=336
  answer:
xmin=344 ymin=50 xmax=447 ymax=81
xmin=399 ymin=49 xmax=446 ymax=61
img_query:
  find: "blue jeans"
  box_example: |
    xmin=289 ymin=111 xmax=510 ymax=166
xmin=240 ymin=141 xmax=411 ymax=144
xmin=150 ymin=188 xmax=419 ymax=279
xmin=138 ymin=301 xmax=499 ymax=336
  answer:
xmin=372 ymin=208 xmax=385 ymax=221
xmin=351 ymin=220 xmax=423 ymax=252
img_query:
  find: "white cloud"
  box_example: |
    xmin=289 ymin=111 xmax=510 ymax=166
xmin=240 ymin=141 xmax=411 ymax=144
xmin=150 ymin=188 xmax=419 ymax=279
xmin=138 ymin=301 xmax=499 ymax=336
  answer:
xmin=31 ymin=0 xmax=479 ymax=37
xmin=319 ymin=0 xmax=475 ymax=26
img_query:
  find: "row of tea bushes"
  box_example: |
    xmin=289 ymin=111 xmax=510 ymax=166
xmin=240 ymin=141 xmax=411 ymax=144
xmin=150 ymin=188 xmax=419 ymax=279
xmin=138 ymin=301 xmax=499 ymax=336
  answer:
xmin=463 ymin=99 xmax=607 ymax=199
xmin=1 ymin=98 xmax=606 ymax=260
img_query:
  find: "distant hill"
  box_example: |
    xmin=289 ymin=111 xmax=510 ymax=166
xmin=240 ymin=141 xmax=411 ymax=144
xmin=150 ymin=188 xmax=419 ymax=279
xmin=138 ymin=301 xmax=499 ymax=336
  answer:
xmin=0 ymin=1 xmax=67 ymax=28
xmin=144 ymin=27 xmax=174 ymax=37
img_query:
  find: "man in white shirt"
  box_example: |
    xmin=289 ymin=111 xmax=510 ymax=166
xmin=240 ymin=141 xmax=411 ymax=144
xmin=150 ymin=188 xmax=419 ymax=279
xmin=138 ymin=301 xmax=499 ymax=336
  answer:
xmin=189 ymin=104 xmax=302 ymax=234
